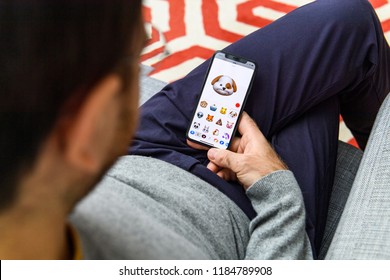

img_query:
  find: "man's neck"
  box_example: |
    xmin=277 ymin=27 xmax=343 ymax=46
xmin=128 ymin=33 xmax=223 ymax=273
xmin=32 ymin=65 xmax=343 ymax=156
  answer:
xmin=0 ymin=204 xmax=71 ymax=259
xmin=0 ymin=135 xmax=93 ymax=259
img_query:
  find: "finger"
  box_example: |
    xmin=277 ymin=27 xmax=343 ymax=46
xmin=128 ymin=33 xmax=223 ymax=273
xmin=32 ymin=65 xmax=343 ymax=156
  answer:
xmin=208 ymin=148 xmax=239 ymax=172
xmin=186 ymin=139 xmax=210 ymax=151
xmin=207 ymin=161 xmax=221 ymax=173
xmin=217 ymin=169 xmax=237 ymax=182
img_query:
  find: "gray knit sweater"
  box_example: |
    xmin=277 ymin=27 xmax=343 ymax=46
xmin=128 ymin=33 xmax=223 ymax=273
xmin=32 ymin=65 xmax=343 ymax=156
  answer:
xmin=70 ymin=156 xmax=312 ymax=259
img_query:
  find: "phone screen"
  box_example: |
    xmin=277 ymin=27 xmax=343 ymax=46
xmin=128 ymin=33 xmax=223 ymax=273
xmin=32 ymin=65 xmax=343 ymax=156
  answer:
xmin=187 ymin=51 xmax=256 ymax=149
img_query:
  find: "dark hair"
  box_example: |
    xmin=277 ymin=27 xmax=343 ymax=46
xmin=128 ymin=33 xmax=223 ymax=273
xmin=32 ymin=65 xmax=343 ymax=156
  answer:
xmin=0 ymin=0 xmax=142 ymax=209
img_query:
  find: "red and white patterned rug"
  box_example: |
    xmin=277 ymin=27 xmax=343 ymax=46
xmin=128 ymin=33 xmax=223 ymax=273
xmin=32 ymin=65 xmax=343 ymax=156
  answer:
xmin=141 ymin=0 xmax=390 ymax=146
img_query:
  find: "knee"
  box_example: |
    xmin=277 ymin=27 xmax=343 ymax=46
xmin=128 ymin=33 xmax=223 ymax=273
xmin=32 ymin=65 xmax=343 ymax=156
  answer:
xmin=309 ymin=0 xmax=378 ymax=37
xmin=319 ymin=0 xmax=375 ymax=24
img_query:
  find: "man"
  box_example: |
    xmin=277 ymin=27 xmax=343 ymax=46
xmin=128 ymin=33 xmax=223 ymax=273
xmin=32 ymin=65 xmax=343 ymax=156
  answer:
xmin=69 ymin=0 xmax=389 ymax=259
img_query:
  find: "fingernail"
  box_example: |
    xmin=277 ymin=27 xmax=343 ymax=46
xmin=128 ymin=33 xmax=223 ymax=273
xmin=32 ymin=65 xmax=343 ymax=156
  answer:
xmin=208 ymin=148 xmax=217 ymax=160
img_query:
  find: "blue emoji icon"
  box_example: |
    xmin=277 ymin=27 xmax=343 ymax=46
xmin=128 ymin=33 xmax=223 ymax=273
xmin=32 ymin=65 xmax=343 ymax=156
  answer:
xmin=197 ymin=112 xmax=204 ymax=118
xmin=210 ymin=104 xmax=217 ymax=111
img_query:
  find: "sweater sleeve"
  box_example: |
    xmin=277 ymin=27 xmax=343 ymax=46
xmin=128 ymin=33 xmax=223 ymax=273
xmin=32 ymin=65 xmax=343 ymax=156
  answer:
xmin=244 ymin=170 xmax=313 ymax=259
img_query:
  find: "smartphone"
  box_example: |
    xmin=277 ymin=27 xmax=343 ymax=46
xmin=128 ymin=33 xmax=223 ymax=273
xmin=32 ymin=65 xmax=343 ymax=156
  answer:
xmin=187 ymin=51 xmax=257 ymax=149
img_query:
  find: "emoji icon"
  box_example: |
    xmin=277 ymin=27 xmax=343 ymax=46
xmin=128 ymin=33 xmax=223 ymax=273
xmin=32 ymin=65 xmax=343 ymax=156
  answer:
xmin=197 ymin=112 xmax=204 ymax=118
xmin=216 ymin=119 xmax=223 ymax=126
xmin=220 ymin=107 xmax=227 ymax=114
xmin=229 ymin=110 xmax=238 ymax=119
xmin=190 ymin=130 xmax=195 ymax=135
xmin=226 ymin=121 xmax=234 ymax=129
xmin=193 ymin=122 xmax=200 ymax=129
xmin=202 ymin=134 xmax=207 ymax=139
xmin=213 ymin=129 xmax=219 ymax=136
xmin=211 ymin=75 xmax=237 ymax=96
xmin=222 ymin=133 xmax=230 ymax=140
xmin=200 ymin=101 xmax=208 ymax=108
xmin=225 ymin=142 xmax=229 ymax=147
xmin=206 ymin=114 xmax=214 ymax=122
xmin=219 ymin=140 xmax=225 ymax=145
xmin=196 ymin=132 xmax=202 ymax=137
xmin=235 ymin=103 xmax=240 ymax=108
xmin=202 ymin=125 xmax=209 ymax=133
xmin=214 ymin=138 xmax=219 ymax=143
xmin=210 ymin=104 xmax=217 ymax=111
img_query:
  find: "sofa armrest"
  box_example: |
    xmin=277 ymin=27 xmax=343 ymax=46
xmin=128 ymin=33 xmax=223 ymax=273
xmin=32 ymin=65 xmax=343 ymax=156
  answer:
xmin=318 ymin=141 xmax=363 ymax=259
xmin=326 ymin=94 xmax=390 ymax=259
xmin=139 ymin=65 xmax=167 ymax=106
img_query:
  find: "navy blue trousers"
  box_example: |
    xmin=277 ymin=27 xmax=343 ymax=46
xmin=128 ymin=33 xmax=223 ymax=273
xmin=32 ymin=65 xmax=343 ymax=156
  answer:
xmin=130 ymin=0 xmax=390 ymax=256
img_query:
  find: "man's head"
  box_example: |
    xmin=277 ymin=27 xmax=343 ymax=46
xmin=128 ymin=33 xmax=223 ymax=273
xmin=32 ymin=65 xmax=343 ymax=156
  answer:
xmin=0 ymin=0 xmax=145 ymax=212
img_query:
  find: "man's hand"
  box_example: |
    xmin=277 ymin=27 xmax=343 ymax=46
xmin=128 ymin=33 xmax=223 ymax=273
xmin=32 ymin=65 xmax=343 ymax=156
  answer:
xmin=188 ymin=112 xmax=288 ymax=190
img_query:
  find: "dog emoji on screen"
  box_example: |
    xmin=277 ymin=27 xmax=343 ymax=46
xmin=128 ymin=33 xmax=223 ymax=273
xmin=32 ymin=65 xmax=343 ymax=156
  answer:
xmin=211 ymin=75 xmax=237 ymax=96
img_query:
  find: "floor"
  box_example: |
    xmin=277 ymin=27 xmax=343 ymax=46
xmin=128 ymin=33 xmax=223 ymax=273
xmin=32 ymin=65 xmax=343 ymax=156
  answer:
xmin=141 ymin=0 xmax=390 ymax=146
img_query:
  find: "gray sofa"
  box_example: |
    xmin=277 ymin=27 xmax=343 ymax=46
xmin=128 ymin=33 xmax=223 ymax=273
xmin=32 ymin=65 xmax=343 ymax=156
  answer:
xmin=140 ymin=65 xmax=390 ymax=259
xmin=324 ymin=93 xmax=390 ymax=259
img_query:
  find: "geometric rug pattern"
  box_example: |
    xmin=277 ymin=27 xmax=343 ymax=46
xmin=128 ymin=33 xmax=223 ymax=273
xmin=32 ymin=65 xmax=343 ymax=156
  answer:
xmin=141 ymin=0 xmax=390 ymax=147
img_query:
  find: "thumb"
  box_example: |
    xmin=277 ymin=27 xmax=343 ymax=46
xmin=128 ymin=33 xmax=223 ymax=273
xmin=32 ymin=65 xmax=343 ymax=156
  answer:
xmin=207 ymin=148 xmax=240 ymax=172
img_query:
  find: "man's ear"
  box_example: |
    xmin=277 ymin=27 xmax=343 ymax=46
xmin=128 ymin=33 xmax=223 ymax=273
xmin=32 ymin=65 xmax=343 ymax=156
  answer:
xmin=57 ymin=75 xmax=122 ymax=174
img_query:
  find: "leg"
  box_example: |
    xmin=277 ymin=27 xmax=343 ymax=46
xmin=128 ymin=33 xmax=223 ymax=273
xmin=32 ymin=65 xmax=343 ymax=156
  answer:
xmin=221 ymin=0 xmax=390 ymax=141
xmin=131 ymin=0 xmax=390 ymax=255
